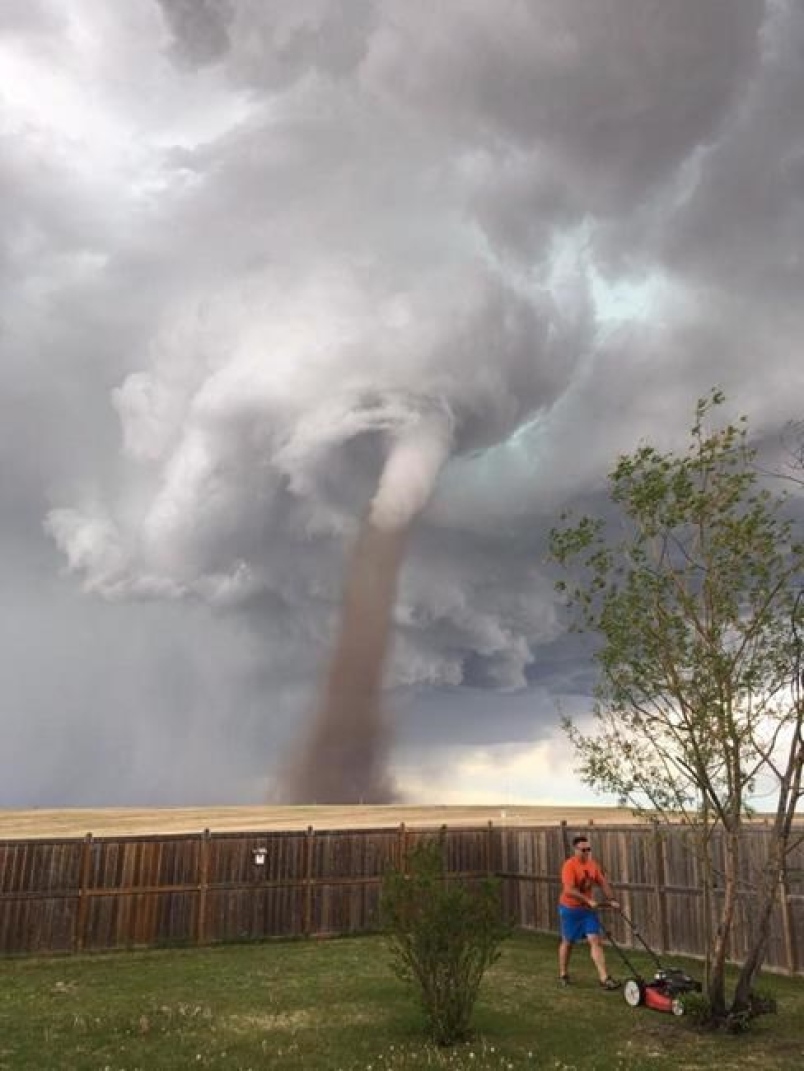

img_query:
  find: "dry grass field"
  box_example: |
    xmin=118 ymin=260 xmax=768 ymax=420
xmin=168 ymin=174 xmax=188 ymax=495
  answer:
xmin=0 ymin=803 xmax=644 ymax=839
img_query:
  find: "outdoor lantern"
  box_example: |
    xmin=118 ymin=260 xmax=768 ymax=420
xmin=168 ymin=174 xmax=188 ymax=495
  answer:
xmin=252 ymin=846 xmax=268 ymax=866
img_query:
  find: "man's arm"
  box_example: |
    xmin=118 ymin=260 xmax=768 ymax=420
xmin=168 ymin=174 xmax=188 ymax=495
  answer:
xmin=563 ymin=882 xmax=596 ymax=907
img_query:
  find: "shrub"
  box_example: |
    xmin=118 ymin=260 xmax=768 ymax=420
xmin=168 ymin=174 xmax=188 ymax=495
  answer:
xmin=680 ymin=986 xmax=777 ymax=1034
xmin=380 ymin=835 xmax=512 ymax=1046
xmin=678 ymin=990 xmax=712 ymax=1026
xmin=747 ymin=986 xmax=778 ymax=1017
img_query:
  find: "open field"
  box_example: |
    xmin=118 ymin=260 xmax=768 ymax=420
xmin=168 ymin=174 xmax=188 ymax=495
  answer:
xmin=0 ymin=804 xmax=646 ymax=839
xmin=0 ymin=932 xmax=801 ymax=1070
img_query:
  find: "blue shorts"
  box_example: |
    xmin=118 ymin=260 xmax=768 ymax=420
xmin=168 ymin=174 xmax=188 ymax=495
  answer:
xmin=559 ymin=905 xmax=602 ymax=943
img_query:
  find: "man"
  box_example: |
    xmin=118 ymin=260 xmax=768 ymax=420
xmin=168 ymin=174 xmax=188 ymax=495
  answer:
xmin=558 ymin=834 xmax=621 ymax=989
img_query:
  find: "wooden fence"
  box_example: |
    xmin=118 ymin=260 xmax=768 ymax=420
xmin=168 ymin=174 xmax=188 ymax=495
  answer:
xmin=1 ymin=822 xmax=802 ymax=974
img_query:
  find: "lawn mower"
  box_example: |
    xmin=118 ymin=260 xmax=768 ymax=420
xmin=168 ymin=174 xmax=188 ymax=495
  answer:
xmin=598 ymin=904 xmax=702 ymax=1016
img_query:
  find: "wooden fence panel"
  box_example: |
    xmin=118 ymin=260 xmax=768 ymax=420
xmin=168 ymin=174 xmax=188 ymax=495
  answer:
xmin=82 ymin=891 xmax=198 ymax=951
xmin=311 ymin=882 xmax=382 ymax=935
xmin=205 ymin=886 xmax=305 ymax=941
xmin=308 ymin=828 xmax=404 ymax=935
xmin=662 ymin=887 xmax=705 ymax=958
xmin=200 ymin=831 xmax=308 ymax=942
xmin=0 ymin=839 xmax=81 ymax=954
xmin=77 ymin=835 xmax=202 ymax=951
xmin=0 ymin=895 xmax=77 ymax=955
xmin=0 ymin=823 xmax=801 ymax=972
xmin=85 ymin=835 xmax=201 ymax=892
xmin=206 ymin=831 xmax=307 ymax=885
xmin=311 ymin=828 xmax=398 ymax=882
xmin=441 ymin=828 xmax=489 ymax=876
xmin=498 ymin=827 xmax=560 ymax=933
xmin=0 ymin=839 xmax=82 ymax=895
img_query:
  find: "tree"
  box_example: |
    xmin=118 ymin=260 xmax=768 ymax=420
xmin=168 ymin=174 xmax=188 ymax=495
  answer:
xmin=380 ymin=835 xmax=510 ymax=1045
xmin=549 ymin=390 xmax=804 ymax=1022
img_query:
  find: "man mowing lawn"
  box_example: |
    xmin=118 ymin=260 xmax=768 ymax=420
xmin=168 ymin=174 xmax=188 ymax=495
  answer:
xmin=558 ymin=834 xmax=621 ymax=990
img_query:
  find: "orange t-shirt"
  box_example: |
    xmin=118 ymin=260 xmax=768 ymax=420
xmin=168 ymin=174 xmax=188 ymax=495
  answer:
xmin=559 ymin=856 xmax=605 ymax=908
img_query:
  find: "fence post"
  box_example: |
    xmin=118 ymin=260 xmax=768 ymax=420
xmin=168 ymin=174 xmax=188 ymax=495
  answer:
xmin=486 ymin=820 xmax=494 ymax=876
xmin=652 ymin=820 xmax=669 ymax=953
xmin=397 ymin=822 xmax=407 ymax=874
xmin=560 ymin=819 xmax=570 ymax=857
xmin=617 ymin=829 xmax=630 ymax=935
xmin=304 ymin=826 xmax=315 ymax=936
xmin=74 ymin=832 xmax=93 ymax=952
xmin=197 ymin=828 xmax=210 ymax=947
xmin=779 ymin=868 xmax=798 ymax=975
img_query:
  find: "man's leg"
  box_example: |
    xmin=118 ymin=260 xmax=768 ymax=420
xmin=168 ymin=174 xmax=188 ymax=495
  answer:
xmin=559 ymin=938 xmax=572 ymax=979
xmin=587 ymin=934 xmax=611 ymax=983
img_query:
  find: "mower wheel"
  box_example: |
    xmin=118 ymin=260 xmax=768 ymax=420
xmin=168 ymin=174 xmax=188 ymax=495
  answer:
xmin=671 ymin=997 xmax=685 ymax=1017
xmin=623 ymin=978 xmax=645 ymax=1007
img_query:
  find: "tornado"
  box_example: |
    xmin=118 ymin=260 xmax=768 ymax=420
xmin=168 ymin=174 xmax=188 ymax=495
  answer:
xmin=281 ymin=406 xmax=452 ymax=803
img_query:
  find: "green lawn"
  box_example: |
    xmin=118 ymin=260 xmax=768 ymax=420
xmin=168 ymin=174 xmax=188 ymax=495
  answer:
xmin=0 ymin=933 xmax=801 ymax=1071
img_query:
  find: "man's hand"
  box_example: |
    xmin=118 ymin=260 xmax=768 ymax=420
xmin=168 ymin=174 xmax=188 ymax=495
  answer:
xmin=607 ymin=899 xmax=620 ymax=909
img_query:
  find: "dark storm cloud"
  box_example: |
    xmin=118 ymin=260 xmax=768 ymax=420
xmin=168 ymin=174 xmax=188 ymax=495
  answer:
xmin=2 ymin=0 xmax=803 ymax=805
xmin=158 ymin=0 xmax=234 ymax=65
xmin=665 ymin=0 xmax=804 ymax=302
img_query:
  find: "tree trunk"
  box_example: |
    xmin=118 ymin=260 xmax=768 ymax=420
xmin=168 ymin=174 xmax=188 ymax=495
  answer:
xmin=731 ymin=892 xmax=775 ymax=1012
xmin=732 ymin=725 xmax=804 ymax=1013
xmin=731 ymin=835 xmax=785 ymax=1012
xmin=707 ymin=827 xmax=740 ymax=1018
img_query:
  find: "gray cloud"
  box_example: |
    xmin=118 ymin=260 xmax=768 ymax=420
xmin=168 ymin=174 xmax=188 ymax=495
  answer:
xmin=2 ymin=0 xmax=803 ymax=806
xmin=158 ymin=0 xmax=234 ymax=65
xmin=0 ymin=0 xmax=64 ymax=36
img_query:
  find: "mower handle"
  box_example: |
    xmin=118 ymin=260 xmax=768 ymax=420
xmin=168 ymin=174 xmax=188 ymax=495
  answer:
xmin=596 ymin=901 xmax=666 ymax=972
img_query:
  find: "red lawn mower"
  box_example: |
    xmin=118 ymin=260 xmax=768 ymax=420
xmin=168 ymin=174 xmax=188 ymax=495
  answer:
xmin=599 ymin=905 xmax=702 ymax=1016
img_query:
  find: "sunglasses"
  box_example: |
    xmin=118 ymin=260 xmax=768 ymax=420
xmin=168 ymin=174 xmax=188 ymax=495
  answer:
xmin=577 ymin=846 xmax=592 ymax=853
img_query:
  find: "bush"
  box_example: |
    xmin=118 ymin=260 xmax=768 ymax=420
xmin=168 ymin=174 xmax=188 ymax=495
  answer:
xmin=380 ymin=835 xmax=511 ymax=1046
xmin=680 ymin=986 xmax=777 ymax=1034
xmin=678 ymin=990 xmax=712 ymax=1026
xmin=747 ymin=986 xmax=778 ymax=1017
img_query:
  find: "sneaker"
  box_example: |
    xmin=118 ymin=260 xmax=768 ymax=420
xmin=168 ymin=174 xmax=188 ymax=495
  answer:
xmin=600 ymin=977 xmax=621 ymax=991
xmin=559 ymin=975 xmax=570 ymax=987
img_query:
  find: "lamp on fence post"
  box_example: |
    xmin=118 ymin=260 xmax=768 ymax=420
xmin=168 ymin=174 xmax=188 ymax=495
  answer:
xmin=252 ymin=846 xmax=268 ymax=867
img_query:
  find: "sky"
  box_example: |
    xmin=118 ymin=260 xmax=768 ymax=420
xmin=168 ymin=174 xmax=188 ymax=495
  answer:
xmin=2 ymin=0 xmax=804 ymax=809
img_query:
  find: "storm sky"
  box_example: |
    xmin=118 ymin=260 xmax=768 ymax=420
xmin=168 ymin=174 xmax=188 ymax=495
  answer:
xmin=2 ymin=0 xmax=804 ymax=807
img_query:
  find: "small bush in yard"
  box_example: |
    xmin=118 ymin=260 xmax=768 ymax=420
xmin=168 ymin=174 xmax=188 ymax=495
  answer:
xmin=681 ymin=985 xmax=777 ymax=1034
xmin=679 ymin=990 xmax=712 ymax=1026
xmin=746 ymin=985 xmax=778 ymax=1017
xmin=380 ymin=835 xmax=512 ymax=1046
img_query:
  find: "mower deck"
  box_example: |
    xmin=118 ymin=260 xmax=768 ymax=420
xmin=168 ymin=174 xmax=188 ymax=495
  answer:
xmin=598 ymin=906 xmax=702 ymax=1017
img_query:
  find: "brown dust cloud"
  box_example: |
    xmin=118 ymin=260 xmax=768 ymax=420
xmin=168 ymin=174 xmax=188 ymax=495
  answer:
xmin=280 ymin=519 xmax=409 ymax=804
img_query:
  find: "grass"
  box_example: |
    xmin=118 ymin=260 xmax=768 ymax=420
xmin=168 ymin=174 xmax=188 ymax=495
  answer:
xmin=0 ymin=933 xmax=801 ymax=1070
